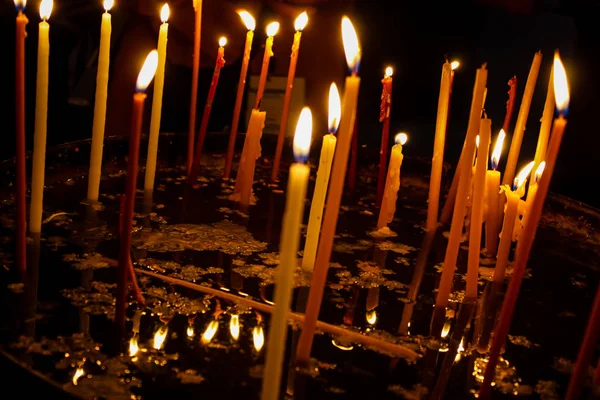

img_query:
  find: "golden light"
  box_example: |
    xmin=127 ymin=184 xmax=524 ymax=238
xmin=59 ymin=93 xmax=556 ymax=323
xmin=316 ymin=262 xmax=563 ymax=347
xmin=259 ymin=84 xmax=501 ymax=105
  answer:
xmin=160 ymin=3 xmax=169 ymax=23
xmin=103 ymin=0 xmax=114 ymax=12
xmin=395 ymin=133 xmax=408 ymax=146
xmin=514 ymin=161 xmax=535 ymax=192
xmin=331 ymin=339 xmax=354 ymax=351
xmin=328 ymin=83 xmax=341 ymax=134
xmin=454 ymin=338 xmax=465 ymax=362
xmin=39 ymin=0 xmax=53 ymax=20
xmin=366 ymin=310 xmax=377 ymax=325
xmin=385 ymin=66 xmax=393 ymax=78
xmin=553 ymin=51 xmax=570 ymax=114
xmin=341 ymin=16 xmax=361 ymax=73
xmin=201 ymin=320 xmax=219 ymax=344
xmin=441 ymin=322 xmax=451 ymax=338
xmin=294 ymin=11 xmax=308 ymax=31
xmin=128 ymin=336 xmax=139 ymax=357
xmin=266 ymin=21 xmax=280 ymax=37
xmin=186 ymin=324 xmax=195 ymax=338
xmin=238 ymin=10 xmax=256 ymax=31
xmin=534 ymin=161 xmax=546 ymax=184
xmin=293 ymin=107 xmax=312 ymax=162
xmin=490 ymin=129 xmax=506 ymax=170
xmin=72 ymin=367 xmax=85 ymax=386
xmin=253 ymin=326 xmax=265 ymax=352
xmin=451 ymin=60 xmax=460 ymax=70
xmin=476 ymin=135 xmax=480 ymax=149
xmin=14 ymin=0 xmax=26 ymax=11
xmin=136 ymin=50 xmax=159 ymax=92
xmin=219 ymin=36 xmax=227 ymax=47
xmin=152 ymin=325 xmax=168 ymax=350
xmin=229 ymin=314 xmax=240 ymax=341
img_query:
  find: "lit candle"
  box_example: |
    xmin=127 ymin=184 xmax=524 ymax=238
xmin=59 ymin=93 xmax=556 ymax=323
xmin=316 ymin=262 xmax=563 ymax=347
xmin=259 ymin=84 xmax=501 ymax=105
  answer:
xmin=466 ymin=117 xmax=490 ymax=300
xmin=376 ymin=133 xmax=407 ymax=231
xmin=271 ymin=11 xmax=308 ymax=182
xmin=520 ymin=162 xmax=545 ymax=237
xmin=302 ymin=84 xmax=340 ymax=272
xmin=115 ymin=51 xmax=158 ymax=331
xmin=502 ymin=51 xmax=542 ymax=186
xmin=262 ymin=108 xmax=312 ymax=400
xmin=484 ymin=129 xmax=505 ymax=254
xmin=235 ymin=110 xmax=267 ymax=208
xmin=481 ymin=52 xmax=569 ymax=398
xmin=532 ymin=68 xmax=554 ymax=180
xmin=255 ymin=22 xmax=280 ymax=109
xmin=144 ymin=4 xmax=170 ymax=193
xmin=425 ymin=61 xmax=452 ymax=232
xmin=188 ymin=36 xmax=227 ymax=183
xmin=187 ymin=0 xmax=203 ymax=174
xmin=29 ymin=0 xmax=53 ymax=234
xmin=296 ymin=16 xmax=361 ymax=365
xmin=224 ymin=11 xmax=255 ymax=179
xmin=493 ymin=161 xmax=534 ymax=282
xmin=376 ymin=66 xmax=394 ymax=207
xmin=502 ymin=76 xmax=517 ymax=133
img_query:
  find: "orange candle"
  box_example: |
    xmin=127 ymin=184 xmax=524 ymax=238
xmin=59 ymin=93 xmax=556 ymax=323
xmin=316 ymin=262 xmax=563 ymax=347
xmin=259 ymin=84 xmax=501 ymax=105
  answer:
xmin=376 ymin=133 xmax=407 ymax=230
xmin=187 ymin=0 xmax=203 ymax=175
xmin=532 ymin=69 xmax=554 ymax=180
xmin=254 ymin=22 xmax=279 ymax=109
xmin=484 ymin=130 xmax=506 ymax=254
xmin=502 ymin=76 xmax=517 ymax=133
xmin=376 ymin=66 xmax=393 ymax=207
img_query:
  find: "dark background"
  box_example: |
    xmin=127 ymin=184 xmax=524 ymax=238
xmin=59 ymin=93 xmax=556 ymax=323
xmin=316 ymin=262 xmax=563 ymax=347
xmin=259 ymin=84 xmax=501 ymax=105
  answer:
xmin=1 ymin=0 xmax=598 ymax=208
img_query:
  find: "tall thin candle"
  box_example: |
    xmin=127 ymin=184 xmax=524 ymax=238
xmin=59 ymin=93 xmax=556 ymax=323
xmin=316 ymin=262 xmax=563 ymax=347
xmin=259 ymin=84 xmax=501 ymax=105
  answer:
xmin=376 ymin=133 xmax=407 ymax=230
xmin=502 ymin=76 xmax=517 ymax=133
xmin=532 ymin=69 xmax=554 ymax=181
xmin=376 ymin=66 xmax=393 ymax=207
xmin=187 ymin=0 xmax=202 ymax=174
xmin=484 ymin=130 xmax=505 ymax=254
xmin=255 ymin=22 xmax=280 ymax=109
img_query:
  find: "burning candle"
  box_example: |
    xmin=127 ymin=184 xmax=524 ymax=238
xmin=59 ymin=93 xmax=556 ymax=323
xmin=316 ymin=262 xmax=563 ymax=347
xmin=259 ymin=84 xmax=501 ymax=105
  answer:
xmin=29 ymin=0 xmax=53 ymax=234
xmin=224 ymin=11 xmax=255 ymax=179
xmin=187 ymin=0 xmax=203 ymax=174
xmin=502 ymin=76 xmax=517 ymax=133
xmin=376 ymin=66 xmax=394 ymax=207
xmin=144 ymin=4 xmax=170 ymax=193
xmin=262 ymin=108 xmax=312 ymax=400
xmin=255 ymin=22 xmax=280 ymax=109
xmin=296 ymin=16 xmax=361 ymax=365
xmin=302 ymin=83 xmax=340 ymax=272
xmin=271 ymin=11 xmax=308 ymax=182
xmin=188 ymin=37 xmax=227 ymax=184
xmin=484 ymin=129 xmax=506 ymax=254
xmin=520 ymin=162 xmax=545 ymax=236
xmin=115 ymin=51 xmax=158 ymax=331
xmin=87 ymin=0 xmax=114 ymax=201
xmin=376 ymin=133 xmax=407 ymax=231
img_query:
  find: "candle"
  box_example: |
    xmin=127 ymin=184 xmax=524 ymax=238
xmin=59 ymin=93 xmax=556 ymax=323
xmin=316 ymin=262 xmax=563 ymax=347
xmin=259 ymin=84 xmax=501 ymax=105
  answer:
xmin=376 ymin=133 xmax=407 ymax=230
xmin=224 ymin=11 xmax=255 ymax=180
xmin=29 ymin=0 xmax=52 ymax=234
xmin=187 ymin=0 xmax=203 ymax=175
xmin=532 ymin=69 xmax=554 ymax=180
xmin=301 ymin=83 xmax=340 ymax=272
xmin=255 ymin=22 xmax=280 ymax=109
xmin=520 ymin=162 xmax=545 ymax=236
xmin=87 ymin=0 xmax=114 ymax=201
xmin=296 ymin=16 xmax=361 ymax=365
xmin=188 ymin=37 xmax=227 ymax=184
xmin=261 ymin=108 xmax=312 ymax=400
xmin=466 ymin=118 xmax=490 ymax=300
xmin=376 ymin=66 xmax=393 ymax=207
xmin=502 ymin=51 xmax=542 ymax=186
xmin=348 ymin=117 xmax=358 ymax=190
xmin=480 ymin=52 xmax=569 ymax=398
xmin=235 ymin=110 xmax=267 ymax=208
xmin=484 ymin=130 xmax=505 ymax=254
xmin=143 ymin=4 xmax=170 ymax=193
xmin=271 ymin=11 xmax=308 ymax=182
xmin=502 ymin=76 xmax=517 ymax=133
xmin=493 ymin=161 xmax=534 ymax=283
xmin=425 ymin=61 xmax=452 ymax=232
xmin=115 ymin=51 xmax=158 ymax=331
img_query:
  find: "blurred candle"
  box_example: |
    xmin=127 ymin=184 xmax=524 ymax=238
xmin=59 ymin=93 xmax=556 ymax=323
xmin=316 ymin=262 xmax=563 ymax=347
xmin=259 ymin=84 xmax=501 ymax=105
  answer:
xmin=302 ymin=84 xmax=340 ymax=272
xmin=255 ymin=22 xmax=279 ymax=109
xmin=29 ymin=0 xmax=53 ymax=234
xmin=532 ymin=69 xmax=554 ymax=180
xmin=484 ymin=129 xmax=505 ymax=254
xmin=187 ymin=0 xmax=203 ymax=174
xmin=376 ymin=66 xmax=393 ymax=207
xmin=262 ymin=108 xmax=312 ymax=400
xmin=521 ymin=162 xmax=545 ymax=235
xmin=502 ymin=76 xmax=517 ymax=133
xmin=237 ymin=110 xmax=266 ymax=207
xmin=376 ymin=133 xmax=407 ymax=230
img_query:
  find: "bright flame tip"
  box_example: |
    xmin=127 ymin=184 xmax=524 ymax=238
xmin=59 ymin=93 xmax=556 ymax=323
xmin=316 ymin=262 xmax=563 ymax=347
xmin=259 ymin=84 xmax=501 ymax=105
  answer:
xmin=201 ymin=320 xmax=219 ymax=344
xmin=553 ymin=51 xmax=569 ymax=114
xmin=534 ymin=161 xmax=546 ymax=183
xmin=294 ymin=11 xmax=308 ymax=31
xmin=395 ymin=133 xmax=408 ymax=145
xmin=39 ymin=0 xmax=53 ymax=20
xmin=266 ymin=21 xmax=280 ymax=37
xmin=514 ymin=161 xmax=535 ymax=191
xmin=136 ymin=50 xmax=159 ymax=92
xmin=451 ymin=61 xmax=460 ymax=70
xmin=238 ymin=10 xmax=256 ymax=31
xmin=293 ymin=107 xmax=313 ymax=162
xmin=328 ymin=83 xmax=341 ymax=134
xmin=103 ymin=0 xmax=114 ymax=11
xmin=385 ymin=66 xmax=393 ymax=78
xmin=253 ymin=326 xmax=264 ymax=352
xmin=366 ymin=310 xmax=377 ymax=325
xmin=341 ymin=16 xmax=361 ymax=73
xmin=219 ymin=36 xmax=227 ymax=47
xmin=491 ymin=129 xmax=506 ymax=170
xmin=160 ymin=3 xmax=169 ymax=22
xmin=229 ymin=314 xmax=240 ymax=341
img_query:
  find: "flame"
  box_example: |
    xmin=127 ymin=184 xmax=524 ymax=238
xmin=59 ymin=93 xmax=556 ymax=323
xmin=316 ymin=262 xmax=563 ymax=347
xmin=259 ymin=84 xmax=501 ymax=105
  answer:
xmin=14 ymin=0 xmax=26 ymax=11
xmin=490 ymin=129 xmax=506 ymax=170
xmin=395 ymin=133 xmax=408 ymax=145
xmin=553 ymin=51 xmax=569 ymax=114
xmin=451 ymin=60 xmax=460 ymax=70
xmin=160 ymin=3 xmax=169 ymax=22
xmin=219 ymin=36 xmax=227 ymax=47
xmin=366 ymin=310 xmax=377 ymax=325
xmin=476 ymin=135 xmax=480 ymax=149
xmin=103 ymin=0 xmax=113 ymax=12
xmin=441 ymin=322 xmax=451 ymax=338
xmin=341 ymin=16 xmax=361 ymax=73
xmin=136 ymin=50 xmax=159 ymax=92
xmin=153 ymin=325 xmax=168 ymax=350
xmin=238 ymin=10 xmax=255 ymax=31
xmin=331 ymin=339 xmax=354 ymax=351
xmin=129 ymin=336 xmax=139 ymax=357
xmin=385 ymin=66 xmax=393 ymax=78
xmin=514 ymin=161 xmax=535 ymax=192
xmin=253 ymin=326 xmax=264 ymax=352
xmin=266 ymin=21 xmax=280 ymax=37
xmin=534 ymin=161 xmax=546 ymax=184
xmin=39 ymin=0 xmax=53 ymax=20
xmin=328 ymin=83 xmax=341 ymax=134
xmin=202 ymin=320 xmax=219 ymax=344
xmin=72 ymin=367 xmax=85 ymax=386
xmin=293 ymin=107 xmax=312 ymax=162
xmin=455 ymin=338 xmax=465 ymax=362
xmin=294 ymin=11 xmax=308 ymax=31
xmin=229 ymin=314 xmax=240 ymax=341
xmin=187 ymin=324 xmax=195 ymax=338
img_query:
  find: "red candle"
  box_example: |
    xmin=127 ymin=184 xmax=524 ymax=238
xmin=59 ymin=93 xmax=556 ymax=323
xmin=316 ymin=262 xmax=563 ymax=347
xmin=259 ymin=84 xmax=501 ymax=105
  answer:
xmin=376 ymin=66 xmax=393 ymax=207
xmin=188 ymin=38 xmax=226 ymax=184
xmin=503 ymin=76 xmax=517 ymax=133
xmin=116 ymin=51 xmax=158 ymax=331
xmin=255 ymin=21 xmax=280 ymax=109
xmin=187 ymin=0 xmax=202 ymax=175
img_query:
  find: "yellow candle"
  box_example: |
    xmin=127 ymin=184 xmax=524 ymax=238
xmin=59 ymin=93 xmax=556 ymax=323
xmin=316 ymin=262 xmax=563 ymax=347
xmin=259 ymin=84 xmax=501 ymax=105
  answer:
xmin=87 ymin=0 xmax=113 ymax=201
xmin=426 ymin=61 xmax=452 ymax=232
xmin=301 ymin=84 xmax=340 ymax=272
xmin=376 ymin=133 xmax=407 ymax=230
xmin=254 ymin=22 xmax=279 ymax=109
xmin=261 ymin=108 xmax=312 ymax=400
xmin=484 ymin=129 xmax=506 ymax=254
xmin=515 ymin=162 xmax=545 ymax=257
xmin=144 ymin=4 xmax=170 ymax=193
xmin=237 ymin=110 xmax=266 ymax=207
xmin=296 ymin=17 xmax=360 ymax=365
xmin=532 ymin=69 xmax=554 ymax=180
xmin=29 ymin=0 xmax=53 ymax=234
xmin=503 ymin=51 xmax=542 ymax=186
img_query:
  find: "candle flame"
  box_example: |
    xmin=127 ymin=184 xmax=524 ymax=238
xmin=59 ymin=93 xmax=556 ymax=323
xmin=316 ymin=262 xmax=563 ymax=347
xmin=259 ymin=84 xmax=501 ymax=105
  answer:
xmin=103 ymin=0 xmax=114 ymax=12
xmin=152 ymin=325 xmax=168 ymax=350
xmin=160 ymin=3 xmax=169 ymax=22
xmin=553 ymin=51 xmax=569 ymax=114
xmin=455 ymin=338 xmax=465 ymax=362
xmin=72 ymin=367 xmax=85 ymax=386
xmin=39 ymin=0 xmax=53 ymax=20
xmin=294 ymin=11 xmax=308 ymax=31
xmin=266 ymin=21 xmax=280 ymax=37
xmin=441 ymin=322 xmax=451 ymax=338
xmin=513 ymin=161 xmax=535 ymax=192
xmin=366 ymin=310 xmax=377 ymax=325
xmin=395 ymin=133 xmax=408 ymax=145
xmin=476 ymin=135 xmax=480 ymax=149
xmin=128 ymin=336 xmax=139 ymax=357
xmin=219 ymin=36 xmax=227 ymax=47
xmin=201 ymin=320 xmax=219 ymax=344
xmin=491 ymin=129 xmax=506 ymax=170
xmin=341 ymin=16 xmax=361 ymax=74
xmin=253 ymin=326 xmax=264 ymax=352
xmin=328 ymin=83 xmax=341 ymax=134
xmin=451 ymin=60 xmax=460 ymax=70
xmin=14 ymin=0 xmax=26 ymax=11
xmin=534 ymin=161 xmax=546 ymax=184
xmin=331 ymin=339 xmax=354 ymax=351
xmin=136 ymin=50 xmax=159 ymax=92
xmin=293 ymin=107 xmax=313 ymax=163
xmin=229 ymin=314 xmax=240 ymax=341
xmin=385 ymin=66 xmax=393 ymax=78
xmin=186 ymin=324 xmax=195 ymax=338
xmin=238 ymin=10 xmax=255 ymax=31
